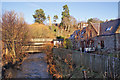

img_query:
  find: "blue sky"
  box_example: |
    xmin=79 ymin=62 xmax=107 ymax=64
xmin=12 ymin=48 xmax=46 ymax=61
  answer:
xmin=2 ymin=2 xmax=118 ymax=24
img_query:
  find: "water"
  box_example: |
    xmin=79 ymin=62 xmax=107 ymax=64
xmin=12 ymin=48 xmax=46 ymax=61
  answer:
xmin=6 ymin=53 xmax=51 ymax=78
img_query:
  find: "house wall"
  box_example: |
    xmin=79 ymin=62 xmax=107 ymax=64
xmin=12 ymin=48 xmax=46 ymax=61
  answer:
xmin=93 ymin=33 xmax=120 ymax=52
xmin=115 ymin=25 xmax=120 ymax=33
xmin=87 ymin=24 xmax=98 ymax=39
xmin=69 ymin=21 xmax=120 ymax=52
xmin=70 ymin=25 xmax=98 ymax=50
xmin=54 ymin=40 xmax=63 ymax=48
xmin=70 ymin=39 xmax=78 ymax=50
xmin=77 ymin=24 xmax=98 ymax=50
xmin=116 ymin=33 xmax=120 ymax=50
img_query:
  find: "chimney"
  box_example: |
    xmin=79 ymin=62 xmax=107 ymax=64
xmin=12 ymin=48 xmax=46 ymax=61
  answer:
xmin=106 ymin=19 xmax=108 ymax=22
xmin=49 ymin=16 xmax=52 ymax=26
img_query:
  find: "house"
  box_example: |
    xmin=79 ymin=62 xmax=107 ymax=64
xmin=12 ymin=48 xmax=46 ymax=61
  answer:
xmin=69 ymin=22 xmax=99 ymax=51
xmin=69 ymin=18 xmax=120 ymax=53
xmin=69 ymin=29 xmax=81 ymax=50
xmin=53 ymin=39 xmax=64 ymax=48
xmin=77 ymin=22 xmax=100 ymax=52
xmin=84 ymin=22 xmax=100 ymax=52
xmin=93 ymin=18 xmax=120 ymax=52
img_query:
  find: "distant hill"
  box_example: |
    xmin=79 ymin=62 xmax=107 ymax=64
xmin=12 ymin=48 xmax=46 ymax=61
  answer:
xmin=28 ymin=23 xmax=56 ymax=38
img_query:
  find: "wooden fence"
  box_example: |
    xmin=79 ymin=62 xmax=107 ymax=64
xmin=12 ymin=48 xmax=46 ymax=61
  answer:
xmin=53 ymin=48 xmax=120 ymax=78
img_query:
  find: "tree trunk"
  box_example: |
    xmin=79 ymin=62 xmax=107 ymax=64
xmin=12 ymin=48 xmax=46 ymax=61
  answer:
xmin=12 ymin=40 xmax=16 ymax=57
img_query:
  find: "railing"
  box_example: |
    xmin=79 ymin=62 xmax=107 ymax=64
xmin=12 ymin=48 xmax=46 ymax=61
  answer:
xmin=3 ymin=38 xmax=54 ymax=53
xmin=30 ymin=38 xmax=53 ymax=42
xmin=22 ymin=38 xmax=53 ymax=53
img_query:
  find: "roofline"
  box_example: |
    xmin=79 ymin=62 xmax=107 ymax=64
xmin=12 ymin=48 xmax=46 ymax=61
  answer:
xmin=90 ymin=22 xmax=99 ymax=34
xmin=100 ymin=18 xmax=120 ymax=34
xmin=101 ymin=18 xmax=120 ymax=24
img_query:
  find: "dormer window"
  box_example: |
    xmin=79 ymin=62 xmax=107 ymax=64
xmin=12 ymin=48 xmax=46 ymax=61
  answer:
xmin=71 ymin=35 xmax=74 ymax=38
xmin=81 ymin=32 xmax=84 ymax=34
xmin=81 ymin=36 xmax=83 ymax=38
xmin=81 ymin=31 xmax=86 ymax=34
xmin=90 ymin=30 xmax=92 ymax=37
xmin=105 ymin=26 xmax=113 ymax=31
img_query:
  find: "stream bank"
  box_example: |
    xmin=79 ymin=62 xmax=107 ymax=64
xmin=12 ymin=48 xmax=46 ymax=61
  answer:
xmin=3 ymin=53 xmax=52 ymax=79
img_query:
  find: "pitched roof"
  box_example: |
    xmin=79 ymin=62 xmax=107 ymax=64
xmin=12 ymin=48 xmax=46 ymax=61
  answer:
xmin=100 ymin=18 xmax=120 ymax=35
xmin=69 ymin=29 xmax=80 ymax=39
xmin=69 ymin=28 xmax=87 ymax=39
xmin=74 ymin=29 xmax=80 ymax=35
xmin=79 ymin=27 xmax=87 ymax=38
xmin=91 ymin=22 xmax=100 ymax=34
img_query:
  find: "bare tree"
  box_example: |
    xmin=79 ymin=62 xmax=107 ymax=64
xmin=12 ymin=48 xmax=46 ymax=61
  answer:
xmin=62 ymin=17 xmax=70 ymax=31
xmin=2 ymin=11 xmax=30 ymax=64
xmin=87 ymin=18 xmax=104 ymax=23
xmin=69 ymin=16 xmax=77 ymax=29
xmin=62 ymin=16 xmax=77 ymax=31
xmin=69 ymin=16 xmax=77 ymax=26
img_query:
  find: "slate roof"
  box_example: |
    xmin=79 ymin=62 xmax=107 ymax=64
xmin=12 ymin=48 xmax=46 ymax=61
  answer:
xmin=79 ymin=27 xmax=87 ymax=38
xmin=100 ymin=18 xmax=120 ymax=35
xmin=69 ymin=27 xmax=87 ymax=39
xmin=74 ymin=29 xmax=80 ymax=35
xmin=53 ymin=39 xmax=64 ymax=41
xmin=69 ymin=29 xmax=80 ymax=39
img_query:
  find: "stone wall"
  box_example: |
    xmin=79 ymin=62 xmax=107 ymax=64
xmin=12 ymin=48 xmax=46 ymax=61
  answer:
xmin=87 ymin=23 xmax=98 ymax=38
xmin=116 ymin=33 xmax=120 ymax=50
xmin=93 ymin=33 xmax=120 ymax=52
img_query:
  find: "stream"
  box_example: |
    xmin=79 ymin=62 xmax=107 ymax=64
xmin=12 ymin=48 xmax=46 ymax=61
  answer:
xmin=5 ymin=53 xmax=52 ymax=78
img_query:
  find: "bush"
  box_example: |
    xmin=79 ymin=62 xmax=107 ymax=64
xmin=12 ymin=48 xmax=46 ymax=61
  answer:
xmin=56 ymin=36 xmax=64 ymax=39
xmin=63 ymin=39 xmax=72 ymax=49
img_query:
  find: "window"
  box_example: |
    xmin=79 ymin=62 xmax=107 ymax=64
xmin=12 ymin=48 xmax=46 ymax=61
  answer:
xmin=81 ymin=31 xmax=84 ymax=34
xmin=101 ymin=40 xmax=104 ymax=49
xmin=81 ymin=31 xmax=86 ymax=34
xmin=105 ymin=26 xmax=113 ymax=31
xmin=81 ymin=36 xmax=83 ymax=38
xmin=119 ymin=36 xmax=120 ymax=44
xmin=90 ymin=30 xmax=92 ymax=37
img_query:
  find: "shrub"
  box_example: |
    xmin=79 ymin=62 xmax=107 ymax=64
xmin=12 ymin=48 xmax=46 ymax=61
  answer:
xmin=63 ymin=39 xmax=72 ymax=49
